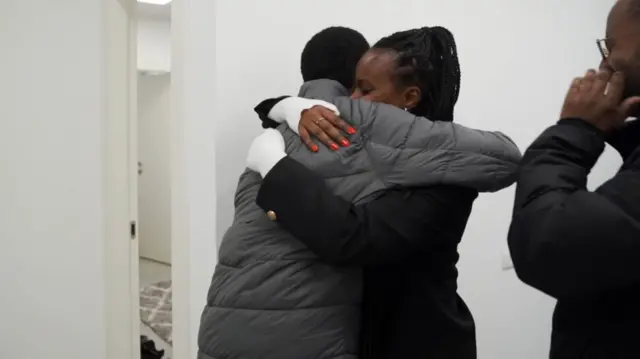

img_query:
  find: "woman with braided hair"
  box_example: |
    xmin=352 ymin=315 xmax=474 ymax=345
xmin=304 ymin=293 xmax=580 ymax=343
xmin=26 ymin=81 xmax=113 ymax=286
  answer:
xmin=357 ymin=26 xmax=461 ymax=122
xmin=242 ymin=26 xmax=517 ymax=358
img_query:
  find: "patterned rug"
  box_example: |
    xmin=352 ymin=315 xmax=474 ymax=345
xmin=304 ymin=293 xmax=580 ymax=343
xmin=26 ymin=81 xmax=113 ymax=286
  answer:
xmin=140 ymin=280 xmax=172 ymax=345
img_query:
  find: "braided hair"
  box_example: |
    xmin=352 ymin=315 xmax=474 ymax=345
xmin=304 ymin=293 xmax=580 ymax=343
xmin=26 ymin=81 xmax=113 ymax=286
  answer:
xmin=373 ymin=26 xmax=460 ymax=122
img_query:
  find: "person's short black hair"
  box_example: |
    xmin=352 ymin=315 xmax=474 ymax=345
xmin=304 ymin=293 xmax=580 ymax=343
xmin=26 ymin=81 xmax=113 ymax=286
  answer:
xmin=300 ymin=27 xmax=370 ymax=90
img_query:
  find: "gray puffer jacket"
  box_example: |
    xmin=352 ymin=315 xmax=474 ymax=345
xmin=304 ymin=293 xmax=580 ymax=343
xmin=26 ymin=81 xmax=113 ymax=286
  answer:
xmin=197 ymin=80 xmax=521 ymax=359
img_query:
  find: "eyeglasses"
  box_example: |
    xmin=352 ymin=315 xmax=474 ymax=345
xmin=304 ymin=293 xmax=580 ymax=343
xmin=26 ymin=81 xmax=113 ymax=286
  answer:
xmin=597 ymin=32 xmax=640 ymax=60
xmin=596 ymin=38 xmax=610 ymax=60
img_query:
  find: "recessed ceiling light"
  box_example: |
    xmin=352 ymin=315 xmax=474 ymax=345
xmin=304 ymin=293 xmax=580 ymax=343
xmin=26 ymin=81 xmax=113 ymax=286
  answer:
xmin=138 ymin=0 xmax=172 ymax=5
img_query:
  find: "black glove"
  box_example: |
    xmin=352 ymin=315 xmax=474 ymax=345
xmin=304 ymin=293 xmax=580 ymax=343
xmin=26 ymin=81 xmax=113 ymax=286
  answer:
xmin=254 ymin=96 xmax=290 ymax=129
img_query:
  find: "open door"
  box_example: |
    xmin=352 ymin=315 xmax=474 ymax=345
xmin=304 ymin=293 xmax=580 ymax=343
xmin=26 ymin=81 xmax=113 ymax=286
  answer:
xmin=138 ymin=72 xmax=172 ymax=265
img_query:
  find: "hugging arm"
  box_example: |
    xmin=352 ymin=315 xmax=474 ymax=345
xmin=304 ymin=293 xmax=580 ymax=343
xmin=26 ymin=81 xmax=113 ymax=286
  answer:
xmin=330 ymin=97 xmax=522 ymax=191
xmin=256 ymin=157 xmax=476 ymax=265
xmin=255 ymin=82 xmax=522 ymax=192
xmin=255 ymin=96 xmax=521 ymax=162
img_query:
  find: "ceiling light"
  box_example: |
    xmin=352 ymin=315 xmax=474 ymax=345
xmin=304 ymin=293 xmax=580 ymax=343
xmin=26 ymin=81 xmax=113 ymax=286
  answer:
xmin=138 ymin=0 xmax=172 ymax=5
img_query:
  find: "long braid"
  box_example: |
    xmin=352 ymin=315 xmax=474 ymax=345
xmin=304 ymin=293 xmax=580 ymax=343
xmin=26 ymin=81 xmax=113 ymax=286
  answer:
xmin=373 ymin=26 xmax=461 ymax=122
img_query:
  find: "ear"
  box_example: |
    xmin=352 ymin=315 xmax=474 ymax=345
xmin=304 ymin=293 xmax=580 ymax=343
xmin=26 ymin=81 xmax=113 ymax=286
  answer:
xmin=402 ymin=86 xmax=421 ymax=110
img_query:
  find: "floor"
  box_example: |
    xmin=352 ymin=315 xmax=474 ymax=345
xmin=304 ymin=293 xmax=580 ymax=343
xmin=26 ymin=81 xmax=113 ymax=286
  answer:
xmin=139 ymin=257 xmax=173 ymax=358
xmin=140 ymin=257 xmax=171 ymax=286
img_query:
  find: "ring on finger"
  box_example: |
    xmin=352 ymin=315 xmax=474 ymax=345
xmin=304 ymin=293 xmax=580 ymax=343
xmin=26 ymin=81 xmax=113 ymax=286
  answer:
xmin=314 ymin=117 xmax=325 ymax=125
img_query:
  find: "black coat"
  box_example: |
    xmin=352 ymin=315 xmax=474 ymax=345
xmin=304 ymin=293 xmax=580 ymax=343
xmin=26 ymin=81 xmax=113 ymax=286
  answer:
xmin=257 ymin=157 xmax=478 ymax=359
xmin=508 ymin=119 xmax=640 ymax=358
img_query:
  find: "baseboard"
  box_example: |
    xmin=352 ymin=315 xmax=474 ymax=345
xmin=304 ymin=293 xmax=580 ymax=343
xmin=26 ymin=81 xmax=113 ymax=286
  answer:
xmin=140 ymin=256 xmax=172 ymax=267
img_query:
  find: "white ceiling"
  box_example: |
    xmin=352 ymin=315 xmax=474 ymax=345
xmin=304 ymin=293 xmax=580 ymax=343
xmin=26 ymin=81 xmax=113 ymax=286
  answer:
xmin=138 ymin=2 xmax=171 ymax=21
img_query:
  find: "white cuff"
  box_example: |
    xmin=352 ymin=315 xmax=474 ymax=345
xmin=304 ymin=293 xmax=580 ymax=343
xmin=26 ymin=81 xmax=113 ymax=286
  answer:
xmin=267 ymin=97 xmax=340 ymax=135
xmin=267 ymin=97 xmax=308 ymax=131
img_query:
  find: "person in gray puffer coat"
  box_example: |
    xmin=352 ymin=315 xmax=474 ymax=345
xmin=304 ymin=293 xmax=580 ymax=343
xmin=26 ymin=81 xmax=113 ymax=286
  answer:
xmin=198 ymin=27 xmax=521 ymax=359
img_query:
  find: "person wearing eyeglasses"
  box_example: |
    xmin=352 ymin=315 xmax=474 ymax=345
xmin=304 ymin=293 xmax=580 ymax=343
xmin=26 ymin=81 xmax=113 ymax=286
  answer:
xmin=508 ymin=0 xmax=640 ymax=357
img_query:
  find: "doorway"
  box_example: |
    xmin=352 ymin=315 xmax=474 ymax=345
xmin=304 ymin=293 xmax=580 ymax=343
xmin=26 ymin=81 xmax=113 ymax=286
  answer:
xmin=138 ymin=72 xmax=172 ymax=266
xmin=137 ymin=1 xmax=173 ymax=357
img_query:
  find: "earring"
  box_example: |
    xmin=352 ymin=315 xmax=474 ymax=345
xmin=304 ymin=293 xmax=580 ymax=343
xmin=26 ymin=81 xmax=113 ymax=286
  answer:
xmin=404 ymin=107 xmax=408 ymax=111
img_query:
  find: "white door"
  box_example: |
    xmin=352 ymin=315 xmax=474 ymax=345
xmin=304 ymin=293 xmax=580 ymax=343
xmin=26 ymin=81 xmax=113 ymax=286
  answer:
xmin=138 ymin=73 xmax=172 ymax=264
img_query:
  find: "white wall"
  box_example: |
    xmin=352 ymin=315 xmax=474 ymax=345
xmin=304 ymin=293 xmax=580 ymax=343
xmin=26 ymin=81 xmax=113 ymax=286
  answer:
xmin=205 ymin=1 xmax=617 ymax=358
xmin=138 ymin=18 xmax=171 ymax=72
xmin=0 ymin=0 xmax=136 ymax=358
xmin=138 ymin=73 xmax=172 ymax=264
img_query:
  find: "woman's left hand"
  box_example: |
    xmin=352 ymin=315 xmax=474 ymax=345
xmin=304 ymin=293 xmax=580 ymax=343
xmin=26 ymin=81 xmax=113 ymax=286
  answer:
xmin=299 ymin=105 xmax=356 ymax=152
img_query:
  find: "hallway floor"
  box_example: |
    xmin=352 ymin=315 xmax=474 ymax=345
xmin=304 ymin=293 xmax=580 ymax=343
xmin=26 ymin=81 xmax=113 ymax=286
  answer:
xmin=139 ymin=258 xmax=172 ymax=358
xmin=140 ymin=257 xmax=171 ymax=286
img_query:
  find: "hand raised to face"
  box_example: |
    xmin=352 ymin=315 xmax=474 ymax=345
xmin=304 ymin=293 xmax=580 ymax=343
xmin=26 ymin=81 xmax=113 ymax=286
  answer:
xmin=561 ymin=69 xmax=640 ymax=132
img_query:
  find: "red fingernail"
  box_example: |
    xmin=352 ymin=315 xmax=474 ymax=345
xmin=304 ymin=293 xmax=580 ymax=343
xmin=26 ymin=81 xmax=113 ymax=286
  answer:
xmin=330 ymin=143 xmax=340 ymax=151
xmin=341 ymin=139 xmax=350 ymax=147
xmin=311 ymin=145 xmax=319 ymax=152
xmin=348 ymin=127 xmax=356 ymax=134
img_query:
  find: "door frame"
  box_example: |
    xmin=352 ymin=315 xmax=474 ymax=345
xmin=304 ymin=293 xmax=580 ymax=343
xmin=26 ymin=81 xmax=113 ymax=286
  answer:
xmin=104 ymin=0 xmax=140 ymax=358
xmin=169 ymin=1 xmax=221 ymax=356
xmin=169 ymin=1 xmax=193 ymax=355
xmin=127 ymin=0 xmax=141 ymax=355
